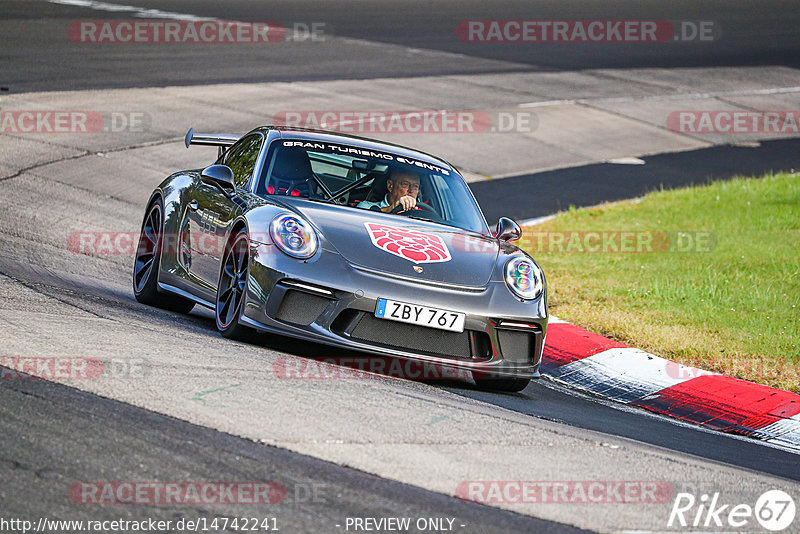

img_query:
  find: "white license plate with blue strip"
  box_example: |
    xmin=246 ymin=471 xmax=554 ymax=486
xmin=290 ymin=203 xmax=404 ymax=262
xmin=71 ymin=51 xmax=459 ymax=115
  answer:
xmin=375 ymin=298 xmax=465 ymax=333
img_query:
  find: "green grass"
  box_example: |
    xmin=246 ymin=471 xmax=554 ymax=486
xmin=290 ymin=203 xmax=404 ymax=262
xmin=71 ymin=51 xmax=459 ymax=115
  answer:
xmin=521 ymin=172 xmax=800 ymax=392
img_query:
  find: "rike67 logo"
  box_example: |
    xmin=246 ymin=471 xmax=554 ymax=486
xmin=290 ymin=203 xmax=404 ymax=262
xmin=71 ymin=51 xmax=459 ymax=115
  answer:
xmin=364 ymin=223 xmax=451 ymax=264
xmin=668 ymin=490 xmax=795 ymax=531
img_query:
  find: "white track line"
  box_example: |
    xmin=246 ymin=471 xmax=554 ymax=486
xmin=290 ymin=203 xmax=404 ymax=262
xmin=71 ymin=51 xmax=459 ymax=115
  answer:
xmin=49 ymin=0 xmax=215 ymax=21
xmin=518 ymin=85 xmax=800 ymax=109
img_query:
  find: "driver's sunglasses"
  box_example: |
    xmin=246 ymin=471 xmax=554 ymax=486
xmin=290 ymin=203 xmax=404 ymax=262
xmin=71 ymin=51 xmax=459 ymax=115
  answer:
xmin=397 ymin=181 xmax=420 ymax=192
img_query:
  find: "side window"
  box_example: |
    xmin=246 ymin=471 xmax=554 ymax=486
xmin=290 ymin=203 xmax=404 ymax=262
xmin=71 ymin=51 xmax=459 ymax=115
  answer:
xmin=223 ymin=134 xmax=264 ymax=188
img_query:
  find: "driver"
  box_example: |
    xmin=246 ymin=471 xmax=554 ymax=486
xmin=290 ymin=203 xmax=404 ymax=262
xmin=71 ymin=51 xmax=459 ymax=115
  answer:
xmin=357 ymin=170 xmax=420 ymax=213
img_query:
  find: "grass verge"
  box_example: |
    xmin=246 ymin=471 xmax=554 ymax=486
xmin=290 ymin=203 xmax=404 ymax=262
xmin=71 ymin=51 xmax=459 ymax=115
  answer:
xmin=520 ymin=172 xmax=800 ymax=392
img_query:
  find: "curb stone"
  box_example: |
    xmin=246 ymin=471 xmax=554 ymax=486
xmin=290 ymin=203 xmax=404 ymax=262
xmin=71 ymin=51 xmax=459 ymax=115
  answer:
xmin=542 ymin=317 xmax=800 ymax=451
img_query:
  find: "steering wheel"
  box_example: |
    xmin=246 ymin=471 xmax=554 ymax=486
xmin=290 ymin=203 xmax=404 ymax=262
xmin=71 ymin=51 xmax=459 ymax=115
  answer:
xmin=390 ymin=202 xmax=437 ymax=215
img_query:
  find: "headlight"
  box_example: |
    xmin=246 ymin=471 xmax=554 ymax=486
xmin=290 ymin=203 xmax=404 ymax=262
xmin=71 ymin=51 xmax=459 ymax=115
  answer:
xmin=269 ymin=214 xmax=318 ymax=259
xmin=504 ymin=256 xmax=543 ymax=300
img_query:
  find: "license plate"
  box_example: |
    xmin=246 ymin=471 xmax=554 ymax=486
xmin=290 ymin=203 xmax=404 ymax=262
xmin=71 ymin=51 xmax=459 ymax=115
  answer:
xmin=375 ymin=298 xmax=465 ymax=333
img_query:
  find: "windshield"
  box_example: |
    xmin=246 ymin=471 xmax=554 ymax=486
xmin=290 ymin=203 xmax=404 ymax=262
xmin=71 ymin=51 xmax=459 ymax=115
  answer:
xmin=255 ymin=140 xmax=489 ymax=233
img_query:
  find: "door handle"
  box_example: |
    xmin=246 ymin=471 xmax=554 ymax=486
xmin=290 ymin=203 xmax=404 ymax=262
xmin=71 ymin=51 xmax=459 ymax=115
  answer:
xmin=188 ymin=200 xmax=199 ymax=211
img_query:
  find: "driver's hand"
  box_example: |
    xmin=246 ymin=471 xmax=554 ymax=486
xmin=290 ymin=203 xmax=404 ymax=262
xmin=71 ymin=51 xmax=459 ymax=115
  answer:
xmin=397 ymin=195 xmax=417 ymax=211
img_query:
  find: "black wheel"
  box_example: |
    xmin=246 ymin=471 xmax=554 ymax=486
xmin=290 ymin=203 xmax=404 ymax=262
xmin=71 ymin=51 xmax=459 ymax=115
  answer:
xmin=133 ymin=198 xmax=195 ymax=313
xmin=216 ymin=230 xmax=252 ymax=340
xmin=472 ymin=374 xmax=531 ymax=393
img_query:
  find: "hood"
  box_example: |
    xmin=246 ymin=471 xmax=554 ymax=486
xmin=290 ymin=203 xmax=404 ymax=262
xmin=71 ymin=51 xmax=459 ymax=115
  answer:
xmin=286 ymin=200 xmax=499 ymax=288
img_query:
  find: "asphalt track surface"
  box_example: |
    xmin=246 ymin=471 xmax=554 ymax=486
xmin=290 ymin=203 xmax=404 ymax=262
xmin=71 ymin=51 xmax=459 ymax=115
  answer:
xmin=473 ymin=137 xmax=800 ymax=223
xmin=0 ymin=371 xmax=588 ymax=533
xmin=2 ymin=1 xmax=800 ymax=532
xmin=3 ymin=0 xmax=800 ymax=93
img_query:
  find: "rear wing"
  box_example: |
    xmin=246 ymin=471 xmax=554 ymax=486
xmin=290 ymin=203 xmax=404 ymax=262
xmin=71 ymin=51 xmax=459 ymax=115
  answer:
xmin=184 ymin=128 xmax=239 ymax=158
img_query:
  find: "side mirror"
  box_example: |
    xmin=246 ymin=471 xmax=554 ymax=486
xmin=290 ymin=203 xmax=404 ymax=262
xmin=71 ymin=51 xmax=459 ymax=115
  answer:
xmin=495 ymin=217 xmax=521 ymax=242
xmin=200 ymin=165 xmax=236 ymax=193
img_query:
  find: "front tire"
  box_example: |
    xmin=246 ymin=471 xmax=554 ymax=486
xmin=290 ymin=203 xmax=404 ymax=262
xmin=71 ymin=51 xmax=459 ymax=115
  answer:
xmin=133 ymin=198 xmax=195 ymax=314
xmin=216 ymin=229 xmax=252 ymax=341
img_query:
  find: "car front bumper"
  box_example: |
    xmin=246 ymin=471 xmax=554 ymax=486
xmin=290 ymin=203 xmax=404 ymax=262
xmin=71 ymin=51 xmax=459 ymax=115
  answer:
xmin=241 ymin=244 xmax=548 ymax=380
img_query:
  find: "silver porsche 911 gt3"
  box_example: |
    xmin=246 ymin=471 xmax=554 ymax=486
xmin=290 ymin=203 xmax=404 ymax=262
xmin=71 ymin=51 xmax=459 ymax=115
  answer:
xmin=133 ymin=126 xmax=547 ymax=392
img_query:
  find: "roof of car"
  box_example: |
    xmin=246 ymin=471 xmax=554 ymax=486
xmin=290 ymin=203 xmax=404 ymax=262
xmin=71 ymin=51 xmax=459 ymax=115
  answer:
xmin=254 ymin=126 xmax=456 ymax=172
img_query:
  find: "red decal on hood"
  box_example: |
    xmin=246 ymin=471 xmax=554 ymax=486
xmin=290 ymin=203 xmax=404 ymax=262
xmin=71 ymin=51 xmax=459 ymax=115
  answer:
xmin=364 ymin=223 xmax=452 ymax=263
